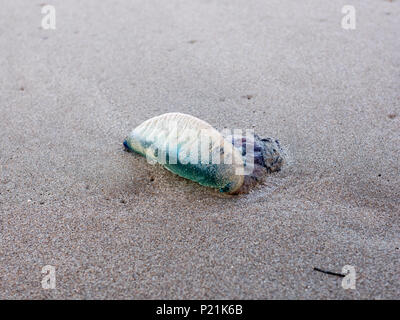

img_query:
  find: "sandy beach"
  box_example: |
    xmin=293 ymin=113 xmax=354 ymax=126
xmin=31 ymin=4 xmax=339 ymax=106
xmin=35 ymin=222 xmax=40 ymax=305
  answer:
xmin=0 ymin=0 xmax=399 ymax=299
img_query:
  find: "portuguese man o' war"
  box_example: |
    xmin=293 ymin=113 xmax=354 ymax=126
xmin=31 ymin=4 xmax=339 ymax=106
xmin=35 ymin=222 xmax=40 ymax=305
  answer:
xmin=123 ymin=113 xmax=285 ymax=194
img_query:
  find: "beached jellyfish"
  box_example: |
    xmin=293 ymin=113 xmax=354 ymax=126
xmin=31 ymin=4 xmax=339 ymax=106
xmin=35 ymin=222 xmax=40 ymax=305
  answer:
xmin=123 ymin=113 xmax=285 ymax=194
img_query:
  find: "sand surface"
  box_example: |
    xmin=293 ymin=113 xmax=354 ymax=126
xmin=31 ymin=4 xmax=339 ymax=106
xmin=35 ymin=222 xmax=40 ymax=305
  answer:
xmin=0 ymin=0 xmax=399 ymax=299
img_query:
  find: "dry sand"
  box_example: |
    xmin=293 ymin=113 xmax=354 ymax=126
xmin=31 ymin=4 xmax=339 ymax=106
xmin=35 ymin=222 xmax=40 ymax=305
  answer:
xmin=0 ymin=0 xmax=399 ymax=299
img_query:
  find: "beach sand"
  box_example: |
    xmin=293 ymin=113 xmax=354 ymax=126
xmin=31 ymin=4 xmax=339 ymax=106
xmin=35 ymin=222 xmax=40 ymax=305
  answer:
xmin=0 ymin=0 xmax=399 ymax=299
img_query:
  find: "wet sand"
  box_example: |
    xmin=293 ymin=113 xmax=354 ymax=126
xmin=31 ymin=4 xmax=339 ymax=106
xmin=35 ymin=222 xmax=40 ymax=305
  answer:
xmin=0 ymin=0 xmax=399 ymax=299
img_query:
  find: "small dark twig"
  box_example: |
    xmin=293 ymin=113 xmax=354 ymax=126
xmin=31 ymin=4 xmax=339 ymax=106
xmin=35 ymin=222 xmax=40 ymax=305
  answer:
xmin=313 ymin=267 xmax=345 ymax=277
